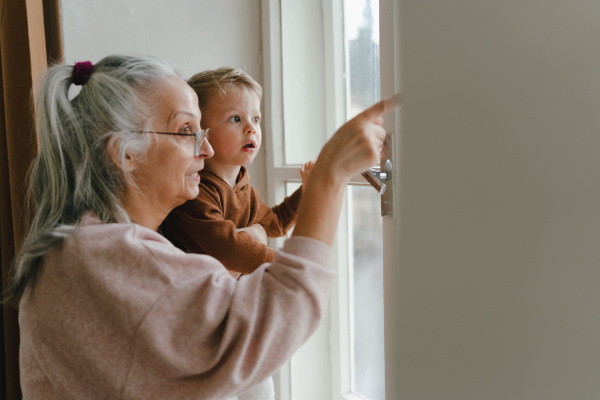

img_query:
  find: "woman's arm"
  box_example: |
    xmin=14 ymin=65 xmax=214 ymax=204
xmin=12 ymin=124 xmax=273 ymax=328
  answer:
xmin=293 ymin=95 xmax=399 ymax=245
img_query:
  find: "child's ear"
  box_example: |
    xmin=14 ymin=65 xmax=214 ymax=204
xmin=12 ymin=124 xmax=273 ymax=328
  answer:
xmin=107 ymin=136 xmax=136 ymax=172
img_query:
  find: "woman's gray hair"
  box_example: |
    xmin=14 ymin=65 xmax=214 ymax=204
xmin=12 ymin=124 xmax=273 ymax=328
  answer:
xmin=6 ymin=55 xmax=181 ymax=304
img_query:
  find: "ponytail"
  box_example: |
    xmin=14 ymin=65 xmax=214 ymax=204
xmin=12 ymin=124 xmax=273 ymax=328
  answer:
xmin=5 ymin=55 xmax=180 ymax=305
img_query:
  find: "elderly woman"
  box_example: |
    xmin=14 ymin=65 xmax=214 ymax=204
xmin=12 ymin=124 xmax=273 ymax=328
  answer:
xmin=9 ymin=55 xmax=395 ymax=399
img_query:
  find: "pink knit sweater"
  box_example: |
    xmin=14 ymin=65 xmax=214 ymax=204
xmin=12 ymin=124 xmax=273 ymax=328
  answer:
xmin=18 ymin=212 xmax=334 ymax=399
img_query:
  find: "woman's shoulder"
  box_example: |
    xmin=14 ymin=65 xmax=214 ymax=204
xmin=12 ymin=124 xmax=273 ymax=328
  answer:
xmin=68 ymin=212 xmax=225 ymax=281
xmin=77 ymin=212 xmax=168 ymax=244
xmin=72 ymin=212 xmax=172 ymax=257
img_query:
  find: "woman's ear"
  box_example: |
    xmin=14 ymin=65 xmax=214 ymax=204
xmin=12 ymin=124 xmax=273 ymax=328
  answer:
xmin=107 ymin=136 xmax=136 ymax=172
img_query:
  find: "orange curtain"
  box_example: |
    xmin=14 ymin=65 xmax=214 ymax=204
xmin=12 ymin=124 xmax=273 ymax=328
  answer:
xmin=0 ymin=1 xmax=62 ymax=398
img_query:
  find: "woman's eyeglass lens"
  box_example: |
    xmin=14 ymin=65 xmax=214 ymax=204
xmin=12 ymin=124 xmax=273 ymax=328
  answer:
xmin=134 ymin=129 xmax=209 ymax=156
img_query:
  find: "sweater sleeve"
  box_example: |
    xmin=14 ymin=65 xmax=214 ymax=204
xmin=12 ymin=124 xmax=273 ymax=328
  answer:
xmin=125 ymin=234 xmax=335 ymax=400
xmin=256 ymin=186 xmax=303 ymax=237
xmin=18 ymin=219 xmax=334 ymax=400
xmin=162 ymin=190 xmax=276 ymax=274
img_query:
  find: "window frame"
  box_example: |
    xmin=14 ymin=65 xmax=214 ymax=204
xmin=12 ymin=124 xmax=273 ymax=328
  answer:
xmin=261 ymin=0 xmax=394 ymax=398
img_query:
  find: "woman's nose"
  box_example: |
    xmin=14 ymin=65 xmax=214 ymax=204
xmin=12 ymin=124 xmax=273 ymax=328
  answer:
xmin=199 ymin=137 xmax=214 ymax=158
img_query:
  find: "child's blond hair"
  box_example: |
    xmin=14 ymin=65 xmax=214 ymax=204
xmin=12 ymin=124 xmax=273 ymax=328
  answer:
xmin=187 ymin=67 xmax=262 ymax=113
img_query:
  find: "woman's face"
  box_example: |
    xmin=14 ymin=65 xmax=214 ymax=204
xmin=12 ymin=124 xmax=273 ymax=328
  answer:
xmin=131 ymin=76 xmax=213 ymax=212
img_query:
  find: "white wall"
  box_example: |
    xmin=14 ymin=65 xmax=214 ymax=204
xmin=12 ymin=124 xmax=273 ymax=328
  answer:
xmin=391 ymin=1 xmax=600 ymax=399
xmin=60 ymin=0 xmax=267 ymax=193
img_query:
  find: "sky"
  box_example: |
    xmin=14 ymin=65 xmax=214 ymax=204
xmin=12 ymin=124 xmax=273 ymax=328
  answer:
xmin=345 ymin=0 xmax=380 ymax=44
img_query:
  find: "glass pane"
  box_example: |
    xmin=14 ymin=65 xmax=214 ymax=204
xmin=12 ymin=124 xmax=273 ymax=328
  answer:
xmin=349 ymin=186 xmax=385 ymax=400
xmin=345 ymin=0 xmax=384 ymax=399
xmin=346 ymin=0 xmax=381 ymax=118
xmin=281 ymin=1 xmax=328 ymax=165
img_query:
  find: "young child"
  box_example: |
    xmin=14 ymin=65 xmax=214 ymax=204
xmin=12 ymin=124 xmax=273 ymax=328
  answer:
xmin=161 ymin=67 xmax=313 ymax=278
xmin=162 ymin=66 xmax=312 ymax=400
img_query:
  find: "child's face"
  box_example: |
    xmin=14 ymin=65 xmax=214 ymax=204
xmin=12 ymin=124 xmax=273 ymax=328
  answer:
xmin=202 ymin=86 xmax=261 ymax=170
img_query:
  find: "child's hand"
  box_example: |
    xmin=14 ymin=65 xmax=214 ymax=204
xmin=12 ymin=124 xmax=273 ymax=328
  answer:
xmin=236 ymin=224 xmax=268 ymax=245
xmin=300 ymin=160 xmax=316 ymax=187
xmin=228 ymin=270 xmax=242 ymax=279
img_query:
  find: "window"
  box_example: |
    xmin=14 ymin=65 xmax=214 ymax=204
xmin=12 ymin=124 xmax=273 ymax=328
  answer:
xmin=345 ymin=1 xmax=385 ymax=399
xmin=261 ymin=0 xmax=391 ymax=398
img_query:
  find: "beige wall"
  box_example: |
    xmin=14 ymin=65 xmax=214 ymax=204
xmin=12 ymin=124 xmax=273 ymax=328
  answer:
xmin=391 ymin=1 xmax=600 ymax=398
xmin=60 ymin=0 xmax=267 ymax=194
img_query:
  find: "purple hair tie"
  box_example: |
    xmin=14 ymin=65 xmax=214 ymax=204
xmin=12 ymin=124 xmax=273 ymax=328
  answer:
xmin=72 ymin=61 xmax=94 ymax=86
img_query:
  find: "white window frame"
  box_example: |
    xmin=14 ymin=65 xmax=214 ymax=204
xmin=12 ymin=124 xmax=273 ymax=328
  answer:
xmin=261 ymin=0 xmax=397 ymax=398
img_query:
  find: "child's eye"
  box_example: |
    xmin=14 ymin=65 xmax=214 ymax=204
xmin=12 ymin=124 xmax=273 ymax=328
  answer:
xmin=228 ymin=116 xmax=241 ymax=123
xmin=253 ymin=116 xmax=261 ymax=124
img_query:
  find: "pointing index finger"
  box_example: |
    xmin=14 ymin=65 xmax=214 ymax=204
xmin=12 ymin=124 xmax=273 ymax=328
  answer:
xmin=360 ymin=92 xmax=402 ymax=122
xmin=384 ymin=92 xmax=402 ymax=110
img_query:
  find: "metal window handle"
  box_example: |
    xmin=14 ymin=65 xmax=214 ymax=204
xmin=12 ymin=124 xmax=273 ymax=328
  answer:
xmin=361 ymin=132 xmax=395 ymax=217
xmin=362 ymin=165 xmax=388 ymax=195
xmin=362 ymin=167 xmax=386 ymax=194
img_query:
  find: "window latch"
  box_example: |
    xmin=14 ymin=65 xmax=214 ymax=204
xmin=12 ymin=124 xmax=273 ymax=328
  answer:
xmin=361 ymin=132 xmax=395 ymax=217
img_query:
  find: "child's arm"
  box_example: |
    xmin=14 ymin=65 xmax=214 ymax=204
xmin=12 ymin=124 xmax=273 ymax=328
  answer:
xmin=255 ymin=161 xmax=315 ymax=238
xmin=255 ymin=190 xmax=301 ymax=237
xmin=161 ymin=191 xmax=276 ymax=274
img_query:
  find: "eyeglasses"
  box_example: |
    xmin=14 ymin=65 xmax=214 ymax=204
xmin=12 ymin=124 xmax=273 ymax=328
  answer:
xmin=134 ymin=129 xmax=209 ymax=157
